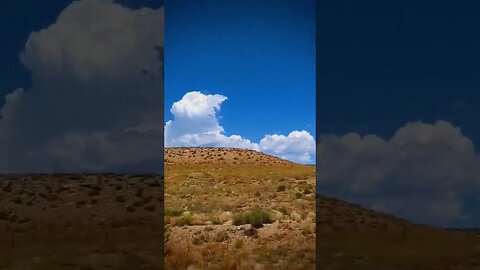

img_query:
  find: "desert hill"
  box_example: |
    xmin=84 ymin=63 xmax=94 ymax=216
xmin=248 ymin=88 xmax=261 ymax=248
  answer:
xmin=317 ymin=194 xmax=414 ymax=235
xmin=165 ymin=147 xmax=297 ymax=167
xmin=316 ymin=193 xmax=480 ymax=269
xmin=164 ymin=147 xmax=316 ymax=270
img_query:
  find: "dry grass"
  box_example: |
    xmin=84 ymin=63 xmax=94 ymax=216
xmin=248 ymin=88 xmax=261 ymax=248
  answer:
xmin=0 ymin=174 xmax=164 ymax=269
xmin=317 ymin=194 xmax=480 ymax=270
xmin=164 ymin=147 xmax=316 ymax=270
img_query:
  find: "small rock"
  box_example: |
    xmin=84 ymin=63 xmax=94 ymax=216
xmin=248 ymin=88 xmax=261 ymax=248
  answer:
xmin=243 ymin=225 xmax=257 ymax=237
xmin=215 ymin=230 xmax=229 ymax=242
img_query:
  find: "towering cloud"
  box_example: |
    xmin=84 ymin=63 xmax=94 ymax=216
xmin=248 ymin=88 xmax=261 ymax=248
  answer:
xmin=317 ymin=120 xmax=480 ymax=226
xmin=165 ymin=91 xmax=316 ymax=164
xmin=0 ymin=0 xmax=164 ymax=173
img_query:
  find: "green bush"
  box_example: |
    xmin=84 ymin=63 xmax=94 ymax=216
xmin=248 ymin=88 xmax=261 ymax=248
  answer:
xmin=277 ymin=185 xmax=286 ymax=192
xmin=176 ymin=214 xmax=193 ymax=226
xmin=165 ymin=208 xmax=183 ymax=216
xmin=278 ymin=206 xmax=289 ymax=215
xmin=210 ymin=216 xmax=222 ymax=225
xmin=233 ymin=208 xmax=273 ymax=228
xmin=234 ymin=238 xmax=244 ymax=248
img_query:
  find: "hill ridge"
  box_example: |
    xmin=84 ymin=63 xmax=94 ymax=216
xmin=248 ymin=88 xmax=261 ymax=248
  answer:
xmin=164 ymin=147 xmax=297 ymax=167
xmin=316 ymin=193 xmax=440 ymax=235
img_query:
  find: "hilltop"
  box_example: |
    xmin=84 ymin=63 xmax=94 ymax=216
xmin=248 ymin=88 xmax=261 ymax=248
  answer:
xmin=317 ymin=194 xmax=413 ymax=235
xmin=165 ymin=147 xmax=297 ymax=167
xmin=164 ymin=147 xmax=316 ymax=270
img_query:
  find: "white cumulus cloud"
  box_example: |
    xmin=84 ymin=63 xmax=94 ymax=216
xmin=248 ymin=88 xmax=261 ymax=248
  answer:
xmin=260 ymin=131 xmax=316 ymax=164
xmin=317 ymin=120 xmax=480 ymax=227
xmin=0 ymin=0 xmax=164 ymax=173
xmin=165 ymin=91 xmax=315 ymax=164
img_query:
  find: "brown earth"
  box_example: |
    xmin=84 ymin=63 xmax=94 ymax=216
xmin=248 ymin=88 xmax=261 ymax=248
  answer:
xmin=0 ymin=174 xmax=164 ymax=269
xmin=317 ymin=194 xmax=480 ymax=270
xmin=164 ymin=147 xmax=316 ymax=270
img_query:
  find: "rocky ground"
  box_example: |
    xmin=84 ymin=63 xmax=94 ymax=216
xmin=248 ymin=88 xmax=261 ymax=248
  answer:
xmin=164 ymin=147 xmax=316 ymax=270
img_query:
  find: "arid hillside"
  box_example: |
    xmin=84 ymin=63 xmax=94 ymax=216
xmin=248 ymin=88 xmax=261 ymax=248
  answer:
xmin=0 ymin=174 xmax=164 ymax=270
xmin=164 ymin=147 xmax=316 ymax=270
xmin=165 ymin=147 xmax=295 ymax=167
xmin=317 ymin=194 xmax=480 ymax=270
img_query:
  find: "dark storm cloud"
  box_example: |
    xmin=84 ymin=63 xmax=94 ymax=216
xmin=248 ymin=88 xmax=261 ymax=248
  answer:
xmin=0 ymin=0 xmax=164 ymax=173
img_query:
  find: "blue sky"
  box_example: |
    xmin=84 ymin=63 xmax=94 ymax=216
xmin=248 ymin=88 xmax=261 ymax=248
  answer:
xmin=317 ymin=0 xmax=480 ymax=227
xmin=318 ymin=0 xmax=480 ymax=145
xmin=0 ymin=0 xmax=72 ymax=100
xmin=164 ymin=0 xmax=316 ymax=148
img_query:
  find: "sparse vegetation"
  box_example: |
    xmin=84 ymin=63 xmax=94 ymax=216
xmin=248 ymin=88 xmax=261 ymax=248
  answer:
xmin=233 ymin=208 xmax=273 ymax=228
xmin=0 ymin=174 xmax=164 ymax=269
xmin=210 ymin=215 xmax=222 ymax=225
xmin=278 ymin=206 xmax=289 ymax=215
xmin=176 ymin=214 xmax=193 ymax=227
xmin=317 ymin=193 xmax=480 ymax=269
xmin=234 ymin=238 xmax=244 ymax=249
xmin=164 ymin=147 xmax=315 ymax=270
xmin=165 ymin=207 xmax=183 ymax=216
